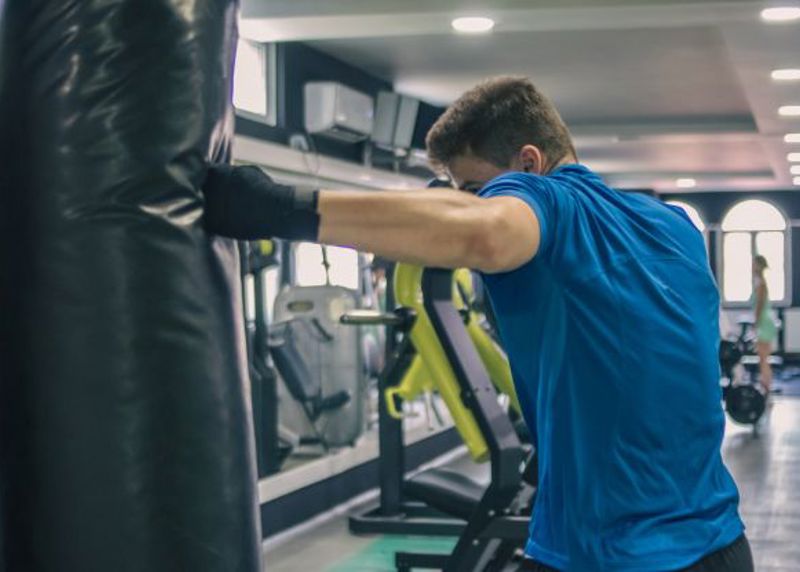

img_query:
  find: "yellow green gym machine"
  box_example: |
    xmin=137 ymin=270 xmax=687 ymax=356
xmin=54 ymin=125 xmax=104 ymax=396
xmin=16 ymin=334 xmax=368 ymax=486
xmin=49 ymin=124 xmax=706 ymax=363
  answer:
xmin=386 ymin=264 xmax=521 ymax=461
xmin=346 ymin=262 xmax=532 ymax=538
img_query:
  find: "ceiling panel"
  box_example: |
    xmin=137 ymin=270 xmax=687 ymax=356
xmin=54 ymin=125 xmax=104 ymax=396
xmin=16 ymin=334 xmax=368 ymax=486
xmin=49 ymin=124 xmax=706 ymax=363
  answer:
xmin=242 ymin=0 xmax=757 ymax=19
xmin=239 ymin=0 xmax=800 ymax=192
xmin=580 ymin=138 xmax=769 ymax=173
xmin=308 ymin=27 xmax=750 ymax=121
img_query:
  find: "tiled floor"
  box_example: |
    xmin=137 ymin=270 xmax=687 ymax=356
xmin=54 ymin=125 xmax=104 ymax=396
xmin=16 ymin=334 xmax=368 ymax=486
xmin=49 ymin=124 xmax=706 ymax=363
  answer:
xmin=724 ymin=398 xmax=800 ymax=571
xmin=265 ymin=397 xmax=800 ymax=571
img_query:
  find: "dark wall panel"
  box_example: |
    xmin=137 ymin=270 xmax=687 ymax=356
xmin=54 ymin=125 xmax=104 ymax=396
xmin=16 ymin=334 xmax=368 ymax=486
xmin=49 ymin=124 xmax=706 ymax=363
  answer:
xmin=236 ymin=42 xmax=444 ymax=168
xmin=660 ymin=191 xmax=800 ymax=223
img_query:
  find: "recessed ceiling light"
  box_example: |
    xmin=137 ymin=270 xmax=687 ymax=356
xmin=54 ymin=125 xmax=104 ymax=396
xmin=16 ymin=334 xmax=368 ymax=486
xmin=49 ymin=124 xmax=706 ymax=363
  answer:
xmin=761 ymin=7 xmax=800 ymax=22
xmin=789 ymin=152 xmax=800 ymax=161
xmin=772 ymin=68 xmax=800 ymax=80
xmin=785 ymin=133 xmax=800 ymax=143
xmin=676 ymin=178 xmax=697 ymax=188
xmin=779 ymin=105 xmax=800 ymax=116
xmin=793 ymin=176 xmax=800 ymax=185
xmin=451 ymin=16 xmax=495 ymax=34
xmin=791 ymin=165 xmax=800 ymax=175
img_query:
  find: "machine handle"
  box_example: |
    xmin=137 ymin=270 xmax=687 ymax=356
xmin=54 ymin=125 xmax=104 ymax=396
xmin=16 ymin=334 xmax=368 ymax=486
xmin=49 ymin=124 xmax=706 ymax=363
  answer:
xmin=340 ymin=309 xmax=411 ymax=327
xmin=384 ymin=386 xmax=406 ymax=419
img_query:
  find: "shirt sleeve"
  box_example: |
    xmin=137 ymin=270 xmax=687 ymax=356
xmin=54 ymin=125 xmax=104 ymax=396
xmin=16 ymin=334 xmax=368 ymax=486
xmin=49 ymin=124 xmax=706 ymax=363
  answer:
xmin=477 ymin=172 xmax=571 ymax=261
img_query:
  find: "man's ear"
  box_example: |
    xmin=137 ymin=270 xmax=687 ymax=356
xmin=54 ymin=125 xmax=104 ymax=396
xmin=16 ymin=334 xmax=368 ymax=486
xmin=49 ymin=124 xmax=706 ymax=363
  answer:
xmin=518 ymin=145 xmax=545 ymax=174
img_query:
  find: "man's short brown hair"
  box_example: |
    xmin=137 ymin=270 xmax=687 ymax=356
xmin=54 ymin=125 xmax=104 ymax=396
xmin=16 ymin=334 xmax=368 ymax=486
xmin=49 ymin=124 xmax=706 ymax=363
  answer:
xmin=425 ymin=76 xmax=576 ymax=172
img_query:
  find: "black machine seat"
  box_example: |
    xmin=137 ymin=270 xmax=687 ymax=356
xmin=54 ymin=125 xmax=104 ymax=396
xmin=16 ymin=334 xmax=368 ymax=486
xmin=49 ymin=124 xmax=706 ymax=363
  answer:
xmin=405 ymin=468 xmax=485 ymax=521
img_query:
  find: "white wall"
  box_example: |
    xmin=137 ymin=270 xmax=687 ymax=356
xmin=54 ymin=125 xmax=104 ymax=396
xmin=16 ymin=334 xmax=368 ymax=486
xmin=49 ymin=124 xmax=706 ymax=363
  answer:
xmin=785 ymin=309 xmax=800 ymax=353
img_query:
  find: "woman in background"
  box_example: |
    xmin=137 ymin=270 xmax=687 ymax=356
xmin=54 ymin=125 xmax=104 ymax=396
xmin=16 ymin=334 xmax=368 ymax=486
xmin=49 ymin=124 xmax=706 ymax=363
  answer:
xmin=753 ymin=255 xmax=777 ymax=394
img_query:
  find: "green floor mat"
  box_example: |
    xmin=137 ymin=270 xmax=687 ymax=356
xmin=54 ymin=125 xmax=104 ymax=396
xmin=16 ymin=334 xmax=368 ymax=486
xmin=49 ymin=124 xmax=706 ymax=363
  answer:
xmin=328 ymin=536 xmax=458 ymax=572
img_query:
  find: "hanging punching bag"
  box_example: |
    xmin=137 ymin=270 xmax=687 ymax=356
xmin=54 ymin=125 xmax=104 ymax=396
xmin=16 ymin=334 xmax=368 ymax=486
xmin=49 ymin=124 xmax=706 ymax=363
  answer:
xmin=0 ymin=2 xmax=21 ymax=567
xmin=0 ymin=1 xmax=261 ymax=571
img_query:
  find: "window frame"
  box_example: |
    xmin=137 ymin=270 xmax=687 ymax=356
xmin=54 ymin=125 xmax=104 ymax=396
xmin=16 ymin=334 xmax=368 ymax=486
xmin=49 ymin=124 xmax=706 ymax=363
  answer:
xmin=665 ymin=200 xmax=707 ymax=234
xmin=717 ymin=199 xmax=792 ymax=308
xmin=292 ymin=242 xmax=361 ymax=291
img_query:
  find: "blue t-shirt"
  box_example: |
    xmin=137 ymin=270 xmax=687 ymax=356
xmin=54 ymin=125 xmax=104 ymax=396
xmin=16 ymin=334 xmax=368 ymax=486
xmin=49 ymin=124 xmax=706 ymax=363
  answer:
xmin=478 ymin=165 xmax=743 ymax=571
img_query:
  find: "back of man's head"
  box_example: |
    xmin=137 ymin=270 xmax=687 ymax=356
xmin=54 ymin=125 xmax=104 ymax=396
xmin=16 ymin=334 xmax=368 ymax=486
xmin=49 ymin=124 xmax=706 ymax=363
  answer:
xmin=426 ymin=76 xmax=576 ymax=173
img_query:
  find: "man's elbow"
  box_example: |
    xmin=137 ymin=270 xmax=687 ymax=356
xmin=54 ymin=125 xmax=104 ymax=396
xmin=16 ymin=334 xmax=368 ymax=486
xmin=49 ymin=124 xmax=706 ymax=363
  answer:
xmin=465 ymin=216 xmax=532 ymax=274
xmin=469 ymin=238 xmax=516 ymax=274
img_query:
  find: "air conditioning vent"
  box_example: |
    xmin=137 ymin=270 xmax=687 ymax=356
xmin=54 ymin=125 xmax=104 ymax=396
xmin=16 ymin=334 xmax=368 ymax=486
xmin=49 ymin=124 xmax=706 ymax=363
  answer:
xmin=304 ymin=82 xmax=374 ymax=143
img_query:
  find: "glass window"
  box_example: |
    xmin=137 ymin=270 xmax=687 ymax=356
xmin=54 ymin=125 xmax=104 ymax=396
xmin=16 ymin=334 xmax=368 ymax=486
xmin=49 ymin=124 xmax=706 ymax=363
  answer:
xmin=756 ymin=232 xmax=785 ymax=301
xmin=243 ymin=274 xmax=256 ymax=321
xmin=723 ymin=232 xmax=752 ymax=302
xmin=244 ymin=266 xmax=281 ymax=324
xmin=665 ymin=200 xmax=706 ymax=232
xmin=294 ymin=243 xmax=360 ymax=290
xmin=233 ymin=39 xmax=276 ymax=125
xmin=263 ymin=267 xmax=281 ymax=324
xmin=720 ymin=199 xmax=789 ymax=304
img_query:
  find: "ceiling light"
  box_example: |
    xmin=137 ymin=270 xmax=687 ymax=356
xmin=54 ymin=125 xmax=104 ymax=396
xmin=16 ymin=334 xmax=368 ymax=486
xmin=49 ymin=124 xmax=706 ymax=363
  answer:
xmin=451 ymin=17 xmax=495 ymax=34
xmin=785 ymin=133 xmax=800 ymax=143
xmin=791 ymin=165 xmax=800 ymax=174
xmin=676 ymin=178 xmax=697 ymax=188
xmin=772 ymin=68 xmax=800 ymax=80
xmin=794 ymin=176 xmax=800 ymax=185
xmin=761 ymin=7 xmax=800 ymax=22
xmin=779 ymin=105 xmax=800 ymax=116
xmin=789 ymin=152 xmax=800 ymax=161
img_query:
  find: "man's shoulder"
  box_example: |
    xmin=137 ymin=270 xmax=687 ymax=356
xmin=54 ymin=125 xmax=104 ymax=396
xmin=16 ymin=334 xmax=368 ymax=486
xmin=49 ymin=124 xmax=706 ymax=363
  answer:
xmin=549 ymin=163 xmax=603 ymax=186
xmin=481 ymin=164 xmax=596 ymax=196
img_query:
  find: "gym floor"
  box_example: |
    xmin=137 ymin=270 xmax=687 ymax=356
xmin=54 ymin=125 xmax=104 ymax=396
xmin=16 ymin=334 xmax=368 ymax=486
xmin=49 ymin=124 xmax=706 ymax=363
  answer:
xmin=264 ymin=397 xmax=800 ymax=571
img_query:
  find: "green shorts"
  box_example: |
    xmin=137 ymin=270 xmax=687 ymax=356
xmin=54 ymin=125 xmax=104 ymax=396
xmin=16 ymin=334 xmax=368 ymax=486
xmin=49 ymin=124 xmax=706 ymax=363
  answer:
xmin=756 ymin=318 xmax=777 ymax=344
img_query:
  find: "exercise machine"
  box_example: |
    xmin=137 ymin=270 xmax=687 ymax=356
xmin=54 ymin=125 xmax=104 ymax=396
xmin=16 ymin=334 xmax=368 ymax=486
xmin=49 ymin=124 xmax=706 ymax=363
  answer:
xmin=240 ymin=240 xmax=296 ymax=476
xmin=269 ymin=315 xmax=354 ymax=450
xmin=379 ymin=268 xmax=521 ymax=432
xmin=346 ymin=264 xmax=533 ymax=570
xmin=270 ymin=244 xmax=368 ymax=449
xmin=397 ymin=268 xmax=531 ymax=571
xmin=719 ymin=318 xmax=773 ymax=428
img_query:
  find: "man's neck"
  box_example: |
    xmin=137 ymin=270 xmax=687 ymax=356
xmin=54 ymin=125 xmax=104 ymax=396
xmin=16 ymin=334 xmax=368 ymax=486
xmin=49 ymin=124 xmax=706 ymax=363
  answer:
xmin=544 ymin=155 xmax=578 ymax=175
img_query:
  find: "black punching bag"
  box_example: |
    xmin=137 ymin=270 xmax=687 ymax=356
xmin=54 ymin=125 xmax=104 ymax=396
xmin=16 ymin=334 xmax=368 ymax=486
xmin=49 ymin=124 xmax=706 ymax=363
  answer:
xmin=0 ymin=1 xmax=261 ymax=571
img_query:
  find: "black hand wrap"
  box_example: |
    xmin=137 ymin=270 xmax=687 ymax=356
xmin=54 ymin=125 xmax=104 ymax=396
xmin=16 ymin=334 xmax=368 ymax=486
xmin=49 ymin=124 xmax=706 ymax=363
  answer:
xmin=203 ymin=164 xmax=320 ymax=241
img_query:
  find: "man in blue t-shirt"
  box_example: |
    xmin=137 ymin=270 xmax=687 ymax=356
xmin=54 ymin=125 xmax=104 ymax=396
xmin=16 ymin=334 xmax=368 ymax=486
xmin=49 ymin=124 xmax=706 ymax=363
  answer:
xmin=203 ymin=76 xmax=751 ymax=571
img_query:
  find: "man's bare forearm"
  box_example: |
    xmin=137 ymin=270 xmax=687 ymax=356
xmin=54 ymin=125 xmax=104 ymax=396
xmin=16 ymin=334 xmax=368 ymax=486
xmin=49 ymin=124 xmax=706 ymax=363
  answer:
xmin=317 ymin=189 xmax=496 ymax=269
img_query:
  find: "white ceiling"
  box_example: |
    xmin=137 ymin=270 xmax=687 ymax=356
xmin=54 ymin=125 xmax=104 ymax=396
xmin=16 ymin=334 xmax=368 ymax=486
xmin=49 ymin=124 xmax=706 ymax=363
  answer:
xmin=240 ymin=0 xmax=800 ymax=193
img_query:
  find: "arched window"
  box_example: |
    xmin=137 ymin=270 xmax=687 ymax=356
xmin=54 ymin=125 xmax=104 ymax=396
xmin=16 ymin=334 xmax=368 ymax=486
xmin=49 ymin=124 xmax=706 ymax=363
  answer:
xmin=294 ymin=243 xmax=360 ymax=290
xmin=721 ymin=199 xmax=788 ymax=304
xmin=665 ymin=200 xmax=706 ymax=233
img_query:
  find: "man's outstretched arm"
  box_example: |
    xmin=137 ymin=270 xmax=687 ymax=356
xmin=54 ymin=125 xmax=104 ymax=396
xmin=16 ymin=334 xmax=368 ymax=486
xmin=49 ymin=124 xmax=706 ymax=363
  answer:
xmin=317 ymin=189 xmax=539 ymax=273
xmin=203 ymin=164 xmax=540 ymax=274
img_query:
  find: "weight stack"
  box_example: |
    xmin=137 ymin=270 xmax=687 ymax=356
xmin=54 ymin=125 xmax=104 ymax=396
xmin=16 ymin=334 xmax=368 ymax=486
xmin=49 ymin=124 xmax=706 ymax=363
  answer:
xmin=0 ymin=1 xmax=261 ymax=571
